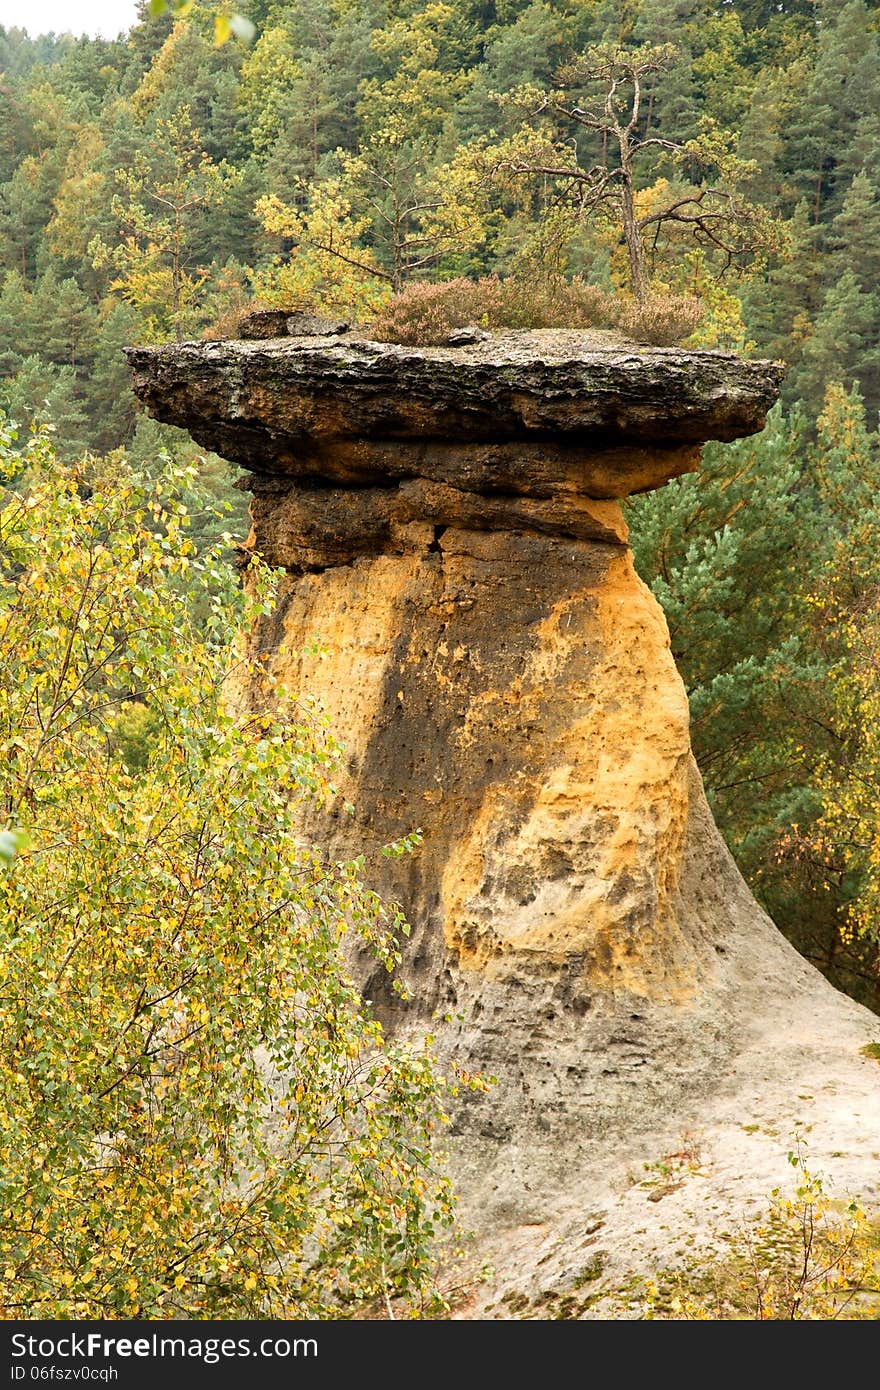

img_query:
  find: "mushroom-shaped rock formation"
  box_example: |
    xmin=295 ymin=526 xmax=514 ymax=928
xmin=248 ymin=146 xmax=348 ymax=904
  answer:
xmin=128 ymin=328 xmax=880 ymax=1314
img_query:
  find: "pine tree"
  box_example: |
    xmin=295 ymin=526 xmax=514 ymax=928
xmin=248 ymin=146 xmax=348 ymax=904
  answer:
xmin=0 ymin=78 xmax=33 ymax=185
xmin=32 ymin=272 xmax=98 ymax=371
xmin=89 ymin=105 xmax=237 ymax=341
xmin=84 ymin=300 xmax=141 ymax=451
xmin=632 ymin=0 xmax=702 ymax=146
xmin=792 ymin=269 xmax=880 ymax=424
xmin=782 ymin=0 xmax=880 ymax=225
xmin=628 ymin=407 xmax=815 ymax=856
xmin=0 ymin=270 xmax=32 ymax=374
xmin=453 ymin=0 xmax=573 ymax=141
xmin=826 ymin=169 xmax=880 ymax=299
xmin=627 ymin=400 xmax=880 ymax=1004
xmin=0 ymin=355 xmax=89 ymax=459
xmin=741 ymin=199 xmax=821 ymax=408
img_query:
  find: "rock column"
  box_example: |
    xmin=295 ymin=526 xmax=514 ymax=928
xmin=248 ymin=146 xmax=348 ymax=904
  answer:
xmin=128 ymin=329 xmax=880 ymax=1300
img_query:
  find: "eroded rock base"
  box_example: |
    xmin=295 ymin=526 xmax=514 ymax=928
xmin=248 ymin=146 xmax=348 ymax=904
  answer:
xmin=236 ymin=521 xmax=880 ymax=1315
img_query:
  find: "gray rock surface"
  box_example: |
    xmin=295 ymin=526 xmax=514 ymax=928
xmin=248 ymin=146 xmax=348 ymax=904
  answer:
xmin=126 ymin=329 xmax=783 ymax=496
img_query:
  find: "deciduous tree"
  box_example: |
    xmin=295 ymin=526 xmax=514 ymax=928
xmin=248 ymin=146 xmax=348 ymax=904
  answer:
xmin=0 ymin=435 xmax=459 ymax=1317
xmin=89 ymin=105 xmax=238 ymax=341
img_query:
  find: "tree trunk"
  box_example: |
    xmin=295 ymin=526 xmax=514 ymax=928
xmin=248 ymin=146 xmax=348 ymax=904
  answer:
xmin=620 ymin=179 xmax=648 ymax=303
xmin=173 ymin=206 xmax=182 ymax=343
xmin=392 ymin=199 xmax=404 ymax=293
xmin=615 ymin=119 xmax=649 ymax=303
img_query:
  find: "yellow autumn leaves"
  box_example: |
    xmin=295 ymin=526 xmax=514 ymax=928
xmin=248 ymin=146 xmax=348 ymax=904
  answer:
xmin=0 ymin=430 xmax=456 ymax=1318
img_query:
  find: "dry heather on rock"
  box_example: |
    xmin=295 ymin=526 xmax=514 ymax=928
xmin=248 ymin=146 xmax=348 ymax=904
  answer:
xmin=370 ymin=277 xmax=705 ymax=347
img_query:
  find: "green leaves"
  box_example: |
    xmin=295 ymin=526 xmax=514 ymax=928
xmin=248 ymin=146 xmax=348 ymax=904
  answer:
xmin=0 ymin=437 xmax=455 ymax=1319
xmin=147 ymin=1 xmax=254 ymax=47
xmin=228 ymin=14 xmax=256 ymax=44
xmin=0 ymin=828 xmax=29 ymax=867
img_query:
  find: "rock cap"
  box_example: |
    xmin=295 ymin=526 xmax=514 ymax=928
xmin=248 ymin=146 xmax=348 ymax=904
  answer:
xmin=126 ymin=328 xmax=783 ymax=500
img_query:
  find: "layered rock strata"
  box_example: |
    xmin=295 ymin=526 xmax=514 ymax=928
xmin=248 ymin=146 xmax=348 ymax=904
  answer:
xmin=128 ymin=329 xmax=880 ymax=1312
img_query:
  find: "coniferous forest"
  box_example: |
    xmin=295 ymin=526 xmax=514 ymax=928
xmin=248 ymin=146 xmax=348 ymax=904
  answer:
xmin=2 ymin=0 xmax=880 ymax=1320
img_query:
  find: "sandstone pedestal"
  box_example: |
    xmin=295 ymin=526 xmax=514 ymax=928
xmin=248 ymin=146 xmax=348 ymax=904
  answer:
xmin=128 ymin=328 xmax=880 ymax=1314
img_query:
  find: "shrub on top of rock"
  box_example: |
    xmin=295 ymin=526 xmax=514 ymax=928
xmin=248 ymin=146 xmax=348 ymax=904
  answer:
xmin=201 ymin=281 xmax=706 ymax=350
xmin=614 ymin=292 xmax=706 ymax=347
xmin=369 ymin=276 xmax=611 ymax=345
xmin=201 ymin=301 xmax=272 ymax=340
xmin=369 ymin=279 xmax=502 ymax=345
xmin=369 ymin=277 xmax=705 ymax=347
